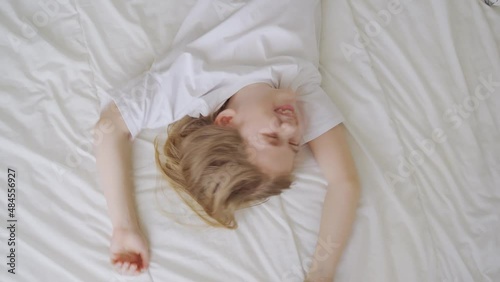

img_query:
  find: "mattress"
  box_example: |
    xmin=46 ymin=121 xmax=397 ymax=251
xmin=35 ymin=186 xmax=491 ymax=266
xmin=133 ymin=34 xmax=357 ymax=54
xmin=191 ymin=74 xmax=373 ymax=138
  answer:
xmin=0 ymin=0 xmax=499 ymax=282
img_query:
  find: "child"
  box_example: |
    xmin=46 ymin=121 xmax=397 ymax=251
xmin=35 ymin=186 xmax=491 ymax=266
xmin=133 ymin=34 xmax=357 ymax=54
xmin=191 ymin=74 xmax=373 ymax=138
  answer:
xmin=94 ymin=0 xmax=360 ymax=281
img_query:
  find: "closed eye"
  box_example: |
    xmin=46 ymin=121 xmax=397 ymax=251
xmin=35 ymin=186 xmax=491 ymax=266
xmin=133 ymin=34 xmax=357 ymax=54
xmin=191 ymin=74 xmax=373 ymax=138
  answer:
xmin=263 ymin=133 xmax=299 ymax=154
xmin=263 ymin=133 xmax=279 ymax=144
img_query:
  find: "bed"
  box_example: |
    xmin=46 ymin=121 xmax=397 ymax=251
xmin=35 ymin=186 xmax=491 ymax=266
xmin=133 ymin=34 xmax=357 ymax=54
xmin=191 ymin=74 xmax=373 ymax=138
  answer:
xmin=0 ymin=0 xmax=499 ymax=281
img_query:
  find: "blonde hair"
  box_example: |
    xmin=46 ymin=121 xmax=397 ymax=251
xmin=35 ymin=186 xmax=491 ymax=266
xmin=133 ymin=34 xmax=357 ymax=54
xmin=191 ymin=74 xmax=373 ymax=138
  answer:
xmin=155 ymin=107 xmax=293 ymax=229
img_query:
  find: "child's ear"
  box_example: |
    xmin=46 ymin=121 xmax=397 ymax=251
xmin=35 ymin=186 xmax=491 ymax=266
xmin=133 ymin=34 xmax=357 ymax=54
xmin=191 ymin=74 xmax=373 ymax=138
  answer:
xmin=214 ymin=109 xmax=236 ymax=127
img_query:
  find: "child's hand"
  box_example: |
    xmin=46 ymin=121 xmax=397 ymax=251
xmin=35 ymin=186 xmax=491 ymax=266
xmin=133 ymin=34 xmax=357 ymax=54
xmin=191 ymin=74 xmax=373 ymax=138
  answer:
xmin=110 ymin=226 xmax=150 ymax=275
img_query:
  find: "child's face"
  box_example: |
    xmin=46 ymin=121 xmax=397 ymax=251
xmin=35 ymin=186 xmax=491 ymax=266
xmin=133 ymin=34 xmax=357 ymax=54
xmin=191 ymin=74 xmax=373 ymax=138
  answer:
xmin=216 ymin=83 xmax=304 ymax=177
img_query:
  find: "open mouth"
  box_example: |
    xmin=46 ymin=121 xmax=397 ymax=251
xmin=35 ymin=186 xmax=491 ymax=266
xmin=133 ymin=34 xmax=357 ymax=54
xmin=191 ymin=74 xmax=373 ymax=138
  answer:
xmin=274 ymin=104 xmax=295 ymax=117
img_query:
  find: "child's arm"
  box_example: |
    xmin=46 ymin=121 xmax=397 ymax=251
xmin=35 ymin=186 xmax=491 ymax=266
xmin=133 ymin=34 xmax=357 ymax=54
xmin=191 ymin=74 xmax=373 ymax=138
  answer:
xmin=94 ymin=102 xmax=150 ymax=275
xmin=304 ymin=124 xmax=361 ymax=282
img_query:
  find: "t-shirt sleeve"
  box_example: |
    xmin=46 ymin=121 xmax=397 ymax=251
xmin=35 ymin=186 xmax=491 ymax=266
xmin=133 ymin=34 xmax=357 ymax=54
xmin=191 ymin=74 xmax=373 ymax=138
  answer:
xmin=100 ymin=66 xmax=208 ymax=140
xmin=294 ymin=63 xmax=344 ymax=145
xmin=100 ymin=71 xmax=172 ymax=139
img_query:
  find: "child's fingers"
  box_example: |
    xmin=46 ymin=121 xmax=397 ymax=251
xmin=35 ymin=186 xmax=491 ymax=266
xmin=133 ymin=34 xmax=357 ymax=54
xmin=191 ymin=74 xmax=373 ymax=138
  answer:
xmin=130 ymin=264 xmax=142 ymax=276
xmin=113 ymin=264 xmax=143 ymax=276
xmin=113 ymin=262 xmax=124 ymax=274
xmin=112 ymin=253 xmax=138 ymax=264
xmin=139 ymin=249 xmax=150 ymax=270
xmin=122 ymin=261 xmax=131 ymax=272
xmin=111 ymin=251 xmax=146 ymax=275
xmin=125 ymin=262 xmax=136 ymax=275
xmin=127 ymin=263 xmax=138 ymax=275
xmin=111 ymin=253 xmax=127 ymax=264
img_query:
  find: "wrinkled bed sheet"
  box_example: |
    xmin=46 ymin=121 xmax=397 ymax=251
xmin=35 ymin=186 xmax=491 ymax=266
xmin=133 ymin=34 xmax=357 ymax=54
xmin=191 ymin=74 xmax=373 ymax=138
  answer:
xmin=0 ymin=0 xmax=499 ymax=282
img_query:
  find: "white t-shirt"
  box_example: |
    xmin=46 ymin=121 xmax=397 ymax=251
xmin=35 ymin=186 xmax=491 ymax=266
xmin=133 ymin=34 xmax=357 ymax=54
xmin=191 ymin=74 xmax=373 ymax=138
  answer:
xmin=103 ymin=0 xmax=343 ymax=145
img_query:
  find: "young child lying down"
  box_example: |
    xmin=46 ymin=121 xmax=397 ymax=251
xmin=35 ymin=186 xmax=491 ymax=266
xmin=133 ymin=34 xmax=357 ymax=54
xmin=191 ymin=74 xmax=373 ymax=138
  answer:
xmin=94 ymin=0 xmax=360 ymax=281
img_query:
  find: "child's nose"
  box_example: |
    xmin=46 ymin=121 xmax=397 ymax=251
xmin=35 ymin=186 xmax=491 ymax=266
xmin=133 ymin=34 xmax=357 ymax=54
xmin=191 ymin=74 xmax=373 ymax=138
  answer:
xmin=270 ymin=115 xmax=297 ymax=138
xmin=279 ymin=122 xmax=297 ymax=139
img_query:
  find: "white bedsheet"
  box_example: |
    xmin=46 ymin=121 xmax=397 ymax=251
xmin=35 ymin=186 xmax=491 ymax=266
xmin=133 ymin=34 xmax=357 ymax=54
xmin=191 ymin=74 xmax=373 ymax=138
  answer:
xmin=0 ymin=1 xmax=499 ymax=282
